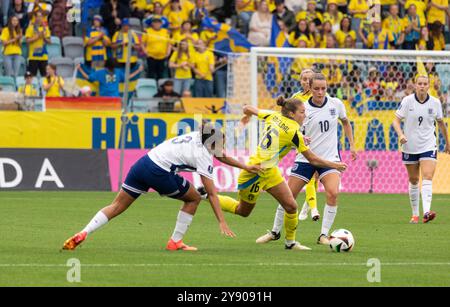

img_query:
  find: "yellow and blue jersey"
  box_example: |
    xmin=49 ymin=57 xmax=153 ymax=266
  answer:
xmin=85 ymin=27 xmax=111 ymax=62
xmin=249 ymin=110 xmax=309 ymax=168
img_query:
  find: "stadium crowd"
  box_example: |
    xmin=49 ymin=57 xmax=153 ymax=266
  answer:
xmin=0 ymin=0 xmax=448 ymax=104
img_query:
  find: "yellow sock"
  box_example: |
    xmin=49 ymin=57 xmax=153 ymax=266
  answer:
xmin=306 ymin=178 xmax=317 ymax=210
xmin=284 ymin=211 xmax=298 ymax=242
xmin=218 ymin=195 xmax=239 ymax=214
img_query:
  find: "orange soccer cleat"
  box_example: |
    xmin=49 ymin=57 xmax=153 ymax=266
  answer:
xmin=409 ymin=215 xmax=419 ymax=224
xmin=62 ymin=231 xmax=87 ymax=250
xmin=166 ymin=239 xmax=198 ymax=251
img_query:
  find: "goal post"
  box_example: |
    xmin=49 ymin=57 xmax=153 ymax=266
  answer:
xmin=227 ymin=47 xmax=450 ymax=194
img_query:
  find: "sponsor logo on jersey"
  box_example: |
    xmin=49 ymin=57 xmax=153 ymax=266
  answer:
xmin=208 ymin=165 xmax=213 ymax=174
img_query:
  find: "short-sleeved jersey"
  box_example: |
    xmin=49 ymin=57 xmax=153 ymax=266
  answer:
xmin=395 ymin=94 xmax=443 ymax=154
xmin=88 ymin=68 xmax=125 ymax=97
xmin=296 ymin=96 xmax=347 ymax=163
xmin=250 ymin=110 xmax=309 ymax=168
xmin=25 ymin=24 xmax=51 ymax=60
xmin=84 ymin=27 xmax=110 ymax=62
xmin=148 ymin=131 xmax=214 ymax=179
xmin=193 ymin=50 xmax=214 ymax=81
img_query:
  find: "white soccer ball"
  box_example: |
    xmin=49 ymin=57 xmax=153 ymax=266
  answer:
xmin=329 ymin=229 xmax=355 ymax=252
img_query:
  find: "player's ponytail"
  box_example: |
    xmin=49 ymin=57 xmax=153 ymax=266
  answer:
xmin=276 ymin=96 xmax=287 ymax=107
xmin=278 ymin=97 xmax=303 ymax=119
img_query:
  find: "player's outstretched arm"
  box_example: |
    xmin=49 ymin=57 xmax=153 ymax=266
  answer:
xmin=200 ymin=175 xmax=236 ymax=238
xmin=392 ymin=116 xmax=407 ymax=144
xmin=215 ymin=153 xmax=262 ymax=174
xmin=437 ymin=119 xmax=450 ymax=154
xmin=302 ymin=149 xmax=347 ymax=172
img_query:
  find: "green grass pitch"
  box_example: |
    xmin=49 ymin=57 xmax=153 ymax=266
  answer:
xmin=0 ymin=191 xmax=449 ymax=286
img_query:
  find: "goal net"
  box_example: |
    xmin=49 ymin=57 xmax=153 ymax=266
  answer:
xmin=226 ymin=48 xmax=450 ymax=194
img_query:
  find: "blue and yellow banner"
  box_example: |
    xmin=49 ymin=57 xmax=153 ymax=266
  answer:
xmin=201 ymin=17 xmax=253 ymax=53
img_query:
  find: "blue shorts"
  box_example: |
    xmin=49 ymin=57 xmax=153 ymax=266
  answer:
xmin=289 ymin=162 xmax=340 ymax=183
xmin=122 ymin=155 xmax=190 ymax=199
xmin=402 ymin=151 xmax=437 ymax=164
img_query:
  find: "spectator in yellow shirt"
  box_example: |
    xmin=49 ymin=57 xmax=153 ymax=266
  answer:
xmin=42 ymin=64 xmax=65 ymax=97
xmin=417 ymin=26 xmax=432 ymax=49
xmin=141 ymin=16 xmax=172 ymax=80
xmin=402 ymin=4 xmax=422 ymax=49
xmin=296 ymin=0 xmax=323 ymax=26
xmin=323 ymin=0 xmax=344 ymax=33
xmin=111 ymin=18 xmax=140 ymax=67
xmin=427 ymin=0 xmax=448 ymax=25
xmin=404 ymin=0 xmax=427 ymax=25
xmin=289 ymin=19 xmax=313 ymax=48
xmin=172 ymin=20 xmax=199 ymax=52
xmin=348 ymin=0 xmax=369 ymax=37
xmin=367 ymin=20 xmax=395 ymax=49
xmin=429 ymin=21 xmax=446 ymax=50
xmin=335 ymin=16 xmax=357 ymax=48
xmin=382 ymin=4 xmax=405 ymax=47
xmin=319 ymin=19 xmax=333 ymax=48
xmin=1 ymin=16 xmax=23 ymax=77
xmin=236 ymin=0 xmax=256 ymax=35
xmin=18 ymin=71 xmax=39 ymax=97
xmin=192 ymin=40 xmax=214 ymax=97
xmin=27 ymin=0 xmax=52 ymax=24
xmin=17 ymin=71 xmax=39 ymax=97
xmin=169 ymin=39 xmax=194 ymax=95
xmin=25 ymin=11 xmax=51 ymax=77
xmin=168 ymin=0 xmax=187 ymax=37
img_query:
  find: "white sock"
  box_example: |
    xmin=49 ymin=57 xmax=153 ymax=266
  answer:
xmin=171 ymin=211 xmax=194 ymax=242
xmin=82 ymin=210 xmax=109 ymax=235
xmin=409 ymin=183 xmax=420 ymax=216
xmin=421 ymin=180 xmax=433 ymax=215
xmin=272 ymin=204 xmax=285 ymax=234
xmin=321 ymin=204 xmax=337 ymax=236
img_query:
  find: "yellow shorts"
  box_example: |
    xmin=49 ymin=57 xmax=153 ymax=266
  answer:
xmin=237 ymin=167 xmax=285 ymax=204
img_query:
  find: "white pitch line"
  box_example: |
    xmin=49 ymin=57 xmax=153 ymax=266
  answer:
xmin=1 ymin=262 xmax=450 ymax=268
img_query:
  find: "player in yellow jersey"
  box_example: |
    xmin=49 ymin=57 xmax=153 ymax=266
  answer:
xmin=199 ymin=97 xmax=347 ymax=250
xmin=291 ymin=69 xmax=320 ymax=222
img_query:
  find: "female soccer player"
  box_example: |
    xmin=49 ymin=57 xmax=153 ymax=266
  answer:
xmin=62 ymin=123 xmax=261 ymax=251
xmin=208 ymin=95 xmax=347 ymax=251
xmin=393 ymin=75 xmax=450 ymax=224
xmin=292 ymin=69 xmax=321 ymax=221
xmin=256 ymin=73 xmax=357 ymax=246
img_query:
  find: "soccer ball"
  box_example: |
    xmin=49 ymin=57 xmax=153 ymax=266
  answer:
xmin=329 ymin=229 xmax=355 ymax=252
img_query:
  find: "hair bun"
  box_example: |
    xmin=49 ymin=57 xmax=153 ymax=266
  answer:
xmin=276 ymin=96 xmax=286 ymax=107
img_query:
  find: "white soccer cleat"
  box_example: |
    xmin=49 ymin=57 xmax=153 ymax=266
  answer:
xmin=256 ymin=230 xmax=280 ymax=244
xmin=285 ymin=241 xmax=312 ymax=251
xmin=298 ymin=201 xmax=309 ymax=221
xmin=311 ymin=207 xmax=320 ymax=221
xmin=317 ymin=234 xmax=330 ymax=245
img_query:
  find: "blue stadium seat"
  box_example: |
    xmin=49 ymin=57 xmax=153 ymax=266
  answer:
xmin=0 ymin=76 xmax=16 ymax=92
xmin=136 ymin=78 xmax=158 ymax=99
xmin=48 ymin=36 xmax=62 ymax=58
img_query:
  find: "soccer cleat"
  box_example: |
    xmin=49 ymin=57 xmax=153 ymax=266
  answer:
xmin=423 ymin=211 xmax=436 ymax=224
xmin=166 ymin=239 xmax=198 ymax=251
xmin=285 ymin=241 xmax=312 ymax=251
xmin=298 ymin=201 xmax=309 ymax=221
xmin=197 ymin=186 xmax=208 ymax=200
xmin=317 ymin=234 xmax=330 ymax=245
xmin=409 ymin=215 xmax=419 ymax=224
xmin=62 ymin=231 xmax=87 ymax=250
xmin=311 ymin=207 xmax=320 ymax=221
xmin=256 ymin=230 xmax=281 ymax=244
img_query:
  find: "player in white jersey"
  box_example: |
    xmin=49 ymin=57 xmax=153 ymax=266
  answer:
xmin=393 ymin=75 xmax=450 ymax=224
xmin=256 ymin=73 xmax=357 ymax=245
xmin=62 ymin=123 xmax=261 ymax=251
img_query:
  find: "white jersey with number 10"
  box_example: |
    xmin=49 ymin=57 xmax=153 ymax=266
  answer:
xmin=296 ymin=96 xmax=347 ymax=163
